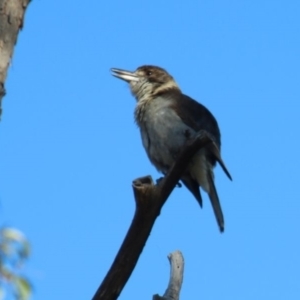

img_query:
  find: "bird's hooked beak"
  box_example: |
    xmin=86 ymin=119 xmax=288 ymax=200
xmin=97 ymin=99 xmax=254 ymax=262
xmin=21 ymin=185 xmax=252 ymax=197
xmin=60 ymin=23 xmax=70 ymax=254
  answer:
xmin=111 ymin=68 xmax=139 ymax=83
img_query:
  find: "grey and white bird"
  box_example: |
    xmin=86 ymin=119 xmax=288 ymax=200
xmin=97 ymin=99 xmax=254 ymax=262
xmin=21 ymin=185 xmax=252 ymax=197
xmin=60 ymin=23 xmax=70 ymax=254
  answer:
xmin=111 ymin=65 xmax=232 ymax=232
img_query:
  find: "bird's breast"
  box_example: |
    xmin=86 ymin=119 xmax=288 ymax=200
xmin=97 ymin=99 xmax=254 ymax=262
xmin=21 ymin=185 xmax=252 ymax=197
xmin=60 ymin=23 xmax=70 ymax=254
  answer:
xmin=137 ymin=98 xmax=195 ymax=172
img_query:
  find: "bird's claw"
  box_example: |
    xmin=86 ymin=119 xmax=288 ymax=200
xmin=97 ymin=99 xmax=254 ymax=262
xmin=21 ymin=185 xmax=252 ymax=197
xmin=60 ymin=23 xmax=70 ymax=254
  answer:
xmin=156 ymin=177 xmax=164 ymax=185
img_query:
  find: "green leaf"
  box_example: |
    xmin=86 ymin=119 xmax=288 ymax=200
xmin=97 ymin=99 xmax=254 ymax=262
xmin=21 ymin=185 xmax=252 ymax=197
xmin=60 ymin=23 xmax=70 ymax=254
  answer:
xmin=1 ymin=228 xmax=30 ymax=259
xmin=14 ymin=277 xmax=31 ymax=300
xmin=1 ymin=228 xmax=25 ymax=242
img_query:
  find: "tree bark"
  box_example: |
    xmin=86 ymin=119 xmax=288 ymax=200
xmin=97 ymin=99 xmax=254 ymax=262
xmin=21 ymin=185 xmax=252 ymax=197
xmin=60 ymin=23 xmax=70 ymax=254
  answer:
xmin=92 ymin=131 xmax=214 ymax=300
xmin=0 ymin=0 xmax=31 ymax=118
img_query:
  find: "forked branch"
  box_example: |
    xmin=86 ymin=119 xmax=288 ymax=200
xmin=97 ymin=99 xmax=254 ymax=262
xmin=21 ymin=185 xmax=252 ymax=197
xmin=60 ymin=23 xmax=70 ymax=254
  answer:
xmin=92 ymin=130 xmax=213 ymax=300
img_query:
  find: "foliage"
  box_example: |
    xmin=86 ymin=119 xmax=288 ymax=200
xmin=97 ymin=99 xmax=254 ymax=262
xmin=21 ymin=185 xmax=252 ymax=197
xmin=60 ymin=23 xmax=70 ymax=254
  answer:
xmin=0 ymin=228 xmax=31 ymax=300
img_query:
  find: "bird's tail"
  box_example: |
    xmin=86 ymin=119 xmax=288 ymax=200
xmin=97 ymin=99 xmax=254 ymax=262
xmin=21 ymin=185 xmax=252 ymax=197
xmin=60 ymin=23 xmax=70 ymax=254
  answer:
xmin=206 ymin=171 xmax=224 ymax=232
xmin=189 ymin=151 xmax=225 ymax=232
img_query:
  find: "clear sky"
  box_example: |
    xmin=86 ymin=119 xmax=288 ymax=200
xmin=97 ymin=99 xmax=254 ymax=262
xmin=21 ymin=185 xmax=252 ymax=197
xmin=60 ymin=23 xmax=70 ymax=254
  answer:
xmin=0 ymin=0 xmax=299 ymax=299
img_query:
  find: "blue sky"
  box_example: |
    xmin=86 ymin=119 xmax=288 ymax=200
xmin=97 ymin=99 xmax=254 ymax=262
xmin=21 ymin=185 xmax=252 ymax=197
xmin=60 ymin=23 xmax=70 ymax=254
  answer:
xmin=1 ymin=0 xmax=300 ymax=299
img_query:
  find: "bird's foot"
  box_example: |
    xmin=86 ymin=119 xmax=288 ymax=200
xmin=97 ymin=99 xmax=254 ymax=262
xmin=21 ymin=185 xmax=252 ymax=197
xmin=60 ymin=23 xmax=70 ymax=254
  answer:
xmin=156 ymin=177 xmax=164 ymax=185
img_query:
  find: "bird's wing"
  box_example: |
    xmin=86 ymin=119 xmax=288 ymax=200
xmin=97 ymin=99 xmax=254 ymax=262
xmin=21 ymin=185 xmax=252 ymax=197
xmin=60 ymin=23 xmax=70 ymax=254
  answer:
xmin=169 ymin=93 xmax=232 ymax=180
xmin=206 ymin=142 xmax=232 ymax=180
xmin=181 ymin=175 xmax=203 ymax=207
xmin=170 ymin=93 xmax=221 ymax=146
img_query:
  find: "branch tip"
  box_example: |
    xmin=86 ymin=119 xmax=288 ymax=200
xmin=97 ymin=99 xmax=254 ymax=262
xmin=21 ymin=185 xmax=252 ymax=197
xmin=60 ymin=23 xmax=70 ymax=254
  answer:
xmin=132 ymin=175 xmax=154 ymax=187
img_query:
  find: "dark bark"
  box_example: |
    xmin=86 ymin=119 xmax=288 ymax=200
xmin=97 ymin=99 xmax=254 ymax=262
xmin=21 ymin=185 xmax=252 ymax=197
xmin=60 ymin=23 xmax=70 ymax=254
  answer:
xmin=0 ymin=0 xmax=31 ymax=118
xmin=92 ymin=131 xmax=213 ymax=300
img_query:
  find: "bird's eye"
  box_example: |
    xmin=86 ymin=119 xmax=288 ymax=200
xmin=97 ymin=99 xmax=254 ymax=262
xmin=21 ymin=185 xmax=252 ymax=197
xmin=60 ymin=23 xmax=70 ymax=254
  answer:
xmin=146 ymin=71 xmax=152 ymax=76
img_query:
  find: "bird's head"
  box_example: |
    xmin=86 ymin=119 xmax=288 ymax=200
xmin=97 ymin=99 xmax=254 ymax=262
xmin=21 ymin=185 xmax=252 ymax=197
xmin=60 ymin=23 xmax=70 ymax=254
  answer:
xmin=111 ymin=65 xmax=180 ymax=102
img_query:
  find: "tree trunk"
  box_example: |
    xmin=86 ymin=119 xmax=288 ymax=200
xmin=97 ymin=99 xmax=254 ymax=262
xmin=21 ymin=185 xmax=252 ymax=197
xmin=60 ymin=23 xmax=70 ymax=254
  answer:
xmin=0 ymin=0 xmax=31 ymax=118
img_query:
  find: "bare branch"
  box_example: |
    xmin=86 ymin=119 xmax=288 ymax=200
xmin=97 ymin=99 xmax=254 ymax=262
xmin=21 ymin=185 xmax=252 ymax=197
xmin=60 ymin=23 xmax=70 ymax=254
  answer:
xmin=0 ymin=0 xmax=31 ymax=118
xmin=153 ymin=251 xmax=184 ymax=300
xmin=92 ymin=130 xmax=212 ymax=300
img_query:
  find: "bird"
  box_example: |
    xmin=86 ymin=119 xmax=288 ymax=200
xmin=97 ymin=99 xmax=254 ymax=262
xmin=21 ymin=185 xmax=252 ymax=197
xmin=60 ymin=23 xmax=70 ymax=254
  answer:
xmin=111 ymin=65 xmax=232 ymax=232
